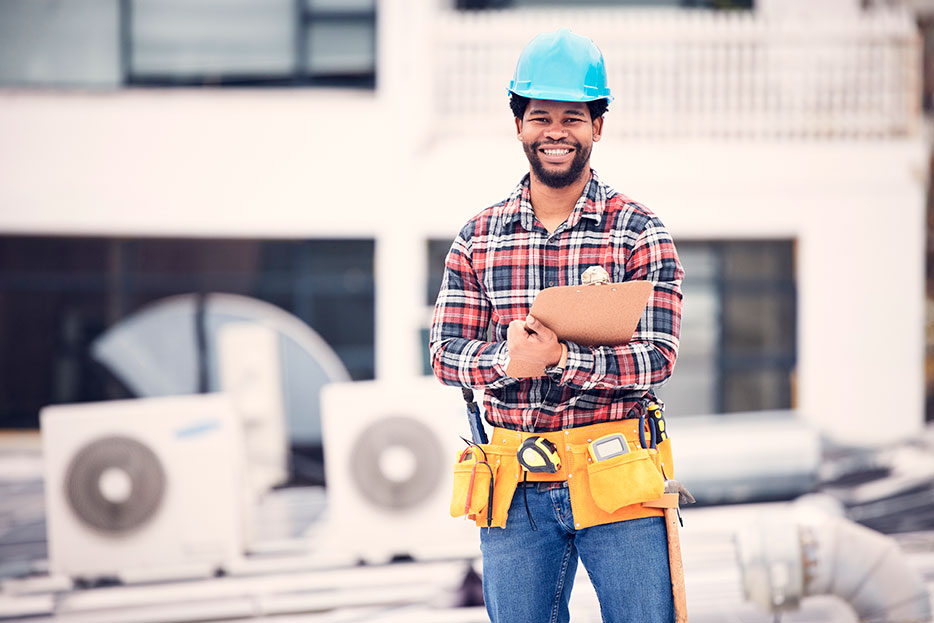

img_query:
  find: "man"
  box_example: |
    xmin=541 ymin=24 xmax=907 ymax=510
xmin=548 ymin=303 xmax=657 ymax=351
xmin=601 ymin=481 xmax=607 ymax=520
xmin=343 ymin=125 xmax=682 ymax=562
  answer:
xmin=430 ymin=29 xmax=683 ymax=623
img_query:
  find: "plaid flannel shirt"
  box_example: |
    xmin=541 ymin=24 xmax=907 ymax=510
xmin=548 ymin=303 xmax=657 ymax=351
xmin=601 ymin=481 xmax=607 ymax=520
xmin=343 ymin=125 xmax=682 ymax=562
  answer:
xmin=429 ymin=171 xmax=683 ymax=432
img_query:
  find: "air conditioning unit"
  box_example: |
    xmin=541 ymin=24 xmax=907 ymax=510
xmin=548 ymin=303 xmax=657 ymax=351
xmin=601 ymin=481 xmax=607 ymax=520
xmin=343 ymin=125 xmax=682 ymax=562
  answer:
xmin=41 ymin=394 xmax=246 ymax=582
xmin=317 ymin=378 xmax=480 ymax=563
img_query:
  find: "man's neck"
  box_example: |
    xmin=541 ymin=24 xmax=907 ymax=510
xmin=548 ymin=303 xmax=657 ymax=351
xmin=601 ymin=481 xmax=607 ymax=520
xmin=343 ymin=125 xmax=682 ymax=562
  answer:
xmin=529 ymin=169 xmax=591 ymax=234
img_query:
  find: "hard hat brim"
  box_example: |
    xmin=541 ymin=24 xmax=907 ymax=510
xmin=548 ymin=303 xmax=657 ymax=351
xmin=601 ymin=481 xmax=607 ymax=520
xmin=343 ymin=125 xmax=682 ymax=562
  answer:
xmin=508 ymin=85 xmax=614 ymax=103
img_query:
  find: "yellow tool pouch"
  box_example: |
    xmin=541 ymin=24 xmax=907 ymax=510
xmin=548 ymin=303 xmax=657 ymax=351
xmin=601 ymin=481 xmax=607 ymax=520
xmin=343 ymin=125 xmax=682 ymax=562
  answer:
xmin=586 ymin=447 xmax=665 ymax=513
xmin=449 ymin=444 xmax=520 ymax=527
xmin=449 ymin=447 xmax=496 ymax=517
xmin=450 ymin=419 xmax=674 ymax=530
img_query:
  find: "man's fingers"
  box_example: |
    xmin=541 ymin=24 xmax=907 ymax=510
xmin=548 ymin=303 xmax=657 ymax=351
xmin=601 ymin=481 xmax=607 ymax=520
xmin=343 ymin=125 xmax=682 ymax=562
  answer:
xmin=509 ymin=319 xmax=538 ymax=339
xmin=525 ymin=315 xmax=555 ymax=340
xmin=508 ymin=316 xmax=562 ymax=366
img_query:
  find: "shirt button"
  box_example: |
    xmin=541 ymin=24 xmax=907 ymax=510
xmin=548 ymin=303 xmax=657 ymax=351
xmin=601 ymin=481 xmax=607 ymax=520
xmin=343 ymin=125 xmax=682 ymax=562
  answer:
xmin=548 ymin=281 xmax=555 ymax=286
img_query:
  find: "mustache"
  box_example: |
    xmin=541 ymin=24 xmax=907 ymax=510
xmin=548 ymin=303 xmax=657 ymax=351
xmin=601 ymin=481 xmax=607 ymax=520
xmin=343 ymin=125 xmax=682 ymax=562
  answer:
xmin=533 ymin=139 xmax=582 ymax=150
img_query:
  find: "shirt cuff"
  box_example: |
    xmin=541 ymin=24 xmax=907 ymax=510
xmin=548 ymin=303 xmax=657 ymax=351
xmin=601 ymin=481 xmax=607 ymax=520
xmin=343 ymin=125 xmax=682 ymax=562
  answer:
xmin=543 ymin=342 xmax=567 ymax=375
xmin=550 ymin=341 xmax=597 ymax=386
xmin=490 ymin=341 xmax=511 ymax=377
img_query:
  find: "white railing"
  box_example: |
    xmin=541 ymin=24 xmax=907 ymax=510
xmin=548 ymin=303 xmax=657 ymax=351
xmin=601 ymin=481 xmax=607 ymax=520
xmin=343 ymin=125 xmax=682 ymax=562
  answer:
xmin=429 ymin=8 xmax=921 ymax=140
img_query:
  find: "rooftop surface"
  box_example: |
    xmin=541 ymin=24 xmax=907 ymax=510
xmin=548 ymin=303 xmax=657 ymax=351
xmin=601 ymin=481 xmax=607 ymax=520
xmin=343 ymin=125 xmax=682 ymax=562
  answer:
xmin=1 ymin=433 xmax=932 ymax=623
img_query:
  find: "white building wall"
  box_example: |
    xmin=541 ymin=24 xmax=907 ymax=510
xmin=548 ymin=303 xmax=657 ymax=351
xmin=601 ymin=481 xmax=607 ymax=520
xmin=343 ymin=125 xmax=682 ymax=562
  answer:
xmin=0 ymin=1 xmax=926 ymax=444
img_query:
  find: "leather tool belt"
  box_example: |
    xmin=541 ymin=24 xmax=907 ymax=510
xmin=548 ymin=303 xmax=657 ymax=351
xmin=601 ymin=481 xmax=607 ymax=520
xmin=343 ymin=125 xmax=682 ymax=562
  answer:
xmin=450 ymin=418 xmax=675 ymax=530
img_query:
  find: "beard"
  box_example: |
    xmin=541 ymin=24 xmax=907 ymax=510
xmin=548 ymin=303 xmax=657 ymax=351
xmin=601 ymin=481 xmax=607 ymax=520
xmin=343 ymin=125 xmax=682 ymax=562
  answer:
xmin=524 ymin=138 xmax=591 ymax=189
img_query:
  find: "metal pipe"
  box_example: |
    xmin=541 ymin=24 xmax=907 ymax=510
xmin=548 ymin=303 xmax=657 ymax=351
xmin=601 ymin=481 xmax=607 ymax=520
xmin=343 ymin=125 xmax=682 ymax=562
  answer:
xmin=735 ymin=496 xmax=932 ymax=622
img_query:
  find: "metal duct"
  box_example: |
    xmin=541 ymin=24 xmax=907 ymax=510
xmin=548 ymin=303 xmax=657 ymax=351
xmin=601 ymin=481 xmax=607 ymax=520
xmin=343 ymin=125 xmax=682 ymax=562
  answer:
xmin=735 ymin=495 xmax=932 ymax=622
xmin=673 ymin=411 xmax=821 ymax=505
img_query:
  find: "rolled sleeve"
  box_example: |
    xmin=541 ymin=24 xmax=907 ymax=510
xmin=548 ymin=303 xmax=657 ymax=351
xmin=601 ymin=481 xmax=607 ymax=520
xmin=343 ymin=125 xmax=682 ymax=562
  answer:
xmin=429 ymin=230 xmax=516 ymax=389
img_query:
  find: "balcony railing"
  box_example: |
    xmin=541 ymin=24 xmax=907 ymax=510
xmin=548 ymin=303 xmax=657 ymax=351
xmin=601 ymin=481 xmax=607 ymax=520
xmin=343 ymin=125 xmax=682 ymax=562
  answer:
xmin=429 ymin=8 xmax=921 ymax=140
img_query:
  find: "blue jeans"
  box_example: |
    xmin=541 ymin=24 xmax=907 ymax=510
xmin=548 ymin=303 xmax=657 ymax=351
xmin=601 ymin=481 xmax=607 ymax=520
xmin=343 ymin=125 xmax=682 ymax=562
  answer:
xmin=480 ymin=483 xmax=674 ymax=623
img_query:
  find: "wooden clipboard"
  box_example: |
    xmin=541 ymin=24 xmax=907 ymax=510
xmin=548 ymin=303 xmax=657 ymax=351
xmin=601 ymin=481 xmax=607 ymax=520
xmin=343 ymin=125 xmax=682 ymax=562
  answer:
xmin=505 ymin=280 xmax=654 ymax=379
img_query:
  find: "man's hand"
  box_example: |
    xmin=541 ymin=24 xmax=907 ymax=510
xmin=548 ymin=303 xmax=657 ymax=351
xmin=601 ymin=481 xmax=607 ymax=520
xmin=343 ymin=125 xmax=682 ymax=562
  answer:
xmin=507 ymin=315 xmax=564 ymax=367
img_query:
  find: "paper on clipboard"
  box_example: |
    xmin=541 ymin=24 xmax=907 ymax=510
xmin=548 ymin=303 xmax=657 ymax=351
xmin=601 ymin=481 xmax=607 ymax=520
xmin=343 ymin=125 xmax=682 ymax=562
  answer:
xmin=505 ymin=280 xmax=654 ymax=379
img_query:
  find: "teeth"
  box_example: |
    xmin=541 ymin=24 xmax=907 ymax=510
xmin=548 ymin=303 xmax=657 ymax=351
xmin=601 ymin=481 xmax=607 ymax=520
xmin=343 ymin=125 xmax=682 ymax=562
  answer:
xmin=543 ymin=149 xmax=571 ymax=155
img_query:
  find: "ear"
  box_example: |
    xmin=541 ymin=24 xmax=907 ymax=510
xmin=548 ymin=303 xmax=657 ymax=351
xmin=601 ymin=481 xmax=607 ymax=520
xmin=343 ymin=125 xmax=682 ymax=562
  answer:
xmin=592 ymin=116 xmax=604 ymax=142
xmin=514 ymin=116 xmax=523 ymax=138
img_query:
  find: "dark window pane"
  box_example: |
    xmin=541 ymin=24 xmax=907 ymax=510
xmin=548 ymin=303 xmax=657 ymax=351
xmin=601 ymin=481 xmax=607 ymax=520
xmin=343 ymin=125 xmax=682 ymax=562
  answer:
xmin=420 ymin=327 xmax=432 ymax=376
xmin=129 ymin=0 xmax=296 ymax=81
xmin=722 ymin=241 xmax=795 ymax=281
xmin=0 ymin=236 xmax=375 ymax=429
xmin=722 ymin=290 xmax=796 ymax=356
xmin=426 ymin=238 xmax=454 ymax=305
xmin=0 ymin=0 xmax=121 ymax=87
xmin=724 ymin=368 xmax=793 ymax=412
xmin=306 ymin=19 xmax=375 ymax=76
xmin=468 ymin=0 xmax=752 ymax=7
xmin=0 ymin=237 xmax=111 ymax=275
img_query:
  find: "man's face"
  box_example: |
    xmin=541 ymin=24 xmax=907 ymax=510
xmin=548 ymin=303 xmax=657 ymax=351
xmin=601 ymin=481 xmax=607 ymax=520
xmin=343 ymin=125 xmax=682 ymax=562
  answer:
xmin=515 ymin=99 xmax=603 ymax=189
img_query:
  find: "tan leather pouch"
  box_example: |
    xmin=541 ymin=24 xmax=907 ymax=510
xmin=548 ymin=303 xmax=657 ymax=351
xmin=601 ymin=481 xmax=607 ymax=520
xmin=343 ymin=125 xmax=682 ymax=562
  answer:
xmin=585 ymin=448 xmax=665 ymax=513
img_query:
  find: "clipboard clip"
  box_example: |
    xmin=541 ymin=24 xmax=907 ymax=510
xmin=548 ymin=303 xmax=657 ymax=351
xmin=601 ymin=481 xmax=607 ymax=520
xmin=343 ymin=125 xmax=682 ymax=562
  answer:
xmin=580 ymin=265 xmax=611 ymax=286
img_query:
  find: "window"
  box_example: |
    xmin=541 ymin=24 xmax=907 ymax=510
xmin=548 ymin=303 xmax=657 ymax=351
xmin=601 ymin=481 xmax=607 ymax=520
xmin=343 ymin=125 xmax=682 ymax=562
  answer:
xmin=128 ymin=0 xmax=377 ymax=87
xmin=456 ymin=0 xmax=752 ymax=9
xmin=302 ymin=0 xmax=377 ymax=85
xmin=0 ymin=0 xmax=122 ymax=87
xmin=0 ymin=0 xmax=377 ymax=88
xmin=127 ymin=0 xmax=298 ymax=84
xmin=0 ymin=236 xmax=375 ymax=429
xmin=657 ymin=240 xmax=797 ymax=416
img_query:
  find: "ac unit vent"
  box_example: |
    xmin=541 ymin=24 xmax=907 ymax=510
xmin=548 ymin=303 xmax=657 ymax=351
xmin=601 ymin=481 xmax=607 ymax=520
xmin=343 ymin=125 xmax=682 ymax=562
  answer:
xmin=348 ymin=416 xmax=443 ymax=511
xmin=65 ymin=435 xmax=166 ymax=534
xmin=318 ymin=378 xmax=479 ymax=563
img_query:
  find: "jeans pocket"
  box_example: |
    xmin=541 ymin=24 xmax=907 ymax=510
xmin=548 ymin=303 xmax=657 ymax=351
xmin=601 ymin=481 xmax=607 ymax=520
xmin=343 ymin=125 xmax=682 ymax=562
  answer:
xmin=586 ymin=448 xmax=665 ymax=513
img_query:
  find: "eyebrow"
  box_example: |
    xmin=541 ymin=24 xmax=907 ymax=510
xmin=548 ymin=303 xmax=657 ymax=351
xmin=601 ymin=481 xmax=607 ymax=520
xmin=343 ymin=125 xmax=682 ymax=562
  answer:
xmin=528 ymin=108 xmax=588 ymax=118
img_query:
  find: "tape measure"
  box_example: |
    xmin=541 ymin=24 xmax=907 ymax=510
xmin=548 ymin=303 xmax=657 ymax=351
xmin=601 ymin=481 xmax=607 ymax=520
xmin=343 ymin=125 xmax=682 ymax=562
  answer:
xmin=517 ymin=436 xmax=561 ymax=473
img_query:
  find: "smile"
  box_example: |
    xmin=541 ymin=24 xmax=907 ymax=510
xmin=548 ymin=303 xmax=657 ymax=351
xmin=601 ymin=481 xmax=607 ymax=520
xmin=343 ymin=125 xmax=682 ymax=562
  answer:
xmin=541 ymin=148 xmax=573 ymax=155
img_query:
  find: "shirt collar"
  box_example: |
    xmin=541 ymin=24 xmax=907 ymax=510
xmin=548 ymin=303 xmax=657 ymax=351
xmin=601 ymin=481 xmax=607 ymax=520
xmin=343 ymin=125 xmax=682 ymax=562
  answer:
xmin=500 ymin=170 xmax=606 ymax=231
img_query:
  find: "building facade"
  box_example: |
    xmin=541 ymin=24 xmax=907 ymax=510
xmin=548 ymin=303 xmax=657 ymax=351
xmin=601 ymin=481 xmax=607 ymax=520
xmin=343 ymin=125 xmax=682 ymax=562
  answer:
xmin=0 ymin=0 xmax=925 ymax=444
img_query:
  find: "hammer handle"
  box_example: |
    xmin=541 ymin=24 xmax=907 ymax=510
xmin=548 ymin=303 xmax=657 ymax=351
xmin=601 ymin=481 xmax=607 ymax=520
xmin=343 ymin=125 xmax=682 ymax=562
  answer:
xmin=665 ymin=507 xmax=688 ymax=623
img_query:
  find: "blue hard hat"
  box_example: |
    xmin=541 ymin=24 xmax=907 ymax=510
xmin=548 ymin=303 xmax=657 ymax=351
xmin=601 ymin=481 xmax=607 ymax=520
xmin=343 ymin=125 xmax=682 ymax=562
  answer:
xmin=508 ymin=29 xmax=612 ymax=103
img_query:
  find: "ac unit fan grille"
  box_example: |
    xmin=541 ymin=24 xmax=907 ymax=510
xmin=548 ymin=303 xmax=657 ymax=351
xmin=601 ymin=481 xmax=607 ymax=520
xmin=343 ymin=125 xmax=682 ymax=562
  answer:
xmin=349 ymin=416 xmax=444 ymax=511
xmin=64 ymin=435 xmax=167 ymax=534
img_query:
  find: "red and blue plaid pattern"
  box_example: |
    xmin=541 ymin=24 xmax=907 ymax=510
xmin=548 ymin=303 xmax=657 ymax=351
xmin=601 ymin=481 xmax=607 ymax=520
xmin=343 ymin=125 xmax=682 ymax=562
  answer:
xmin=430 ymin=171 xmax=683 ymax=432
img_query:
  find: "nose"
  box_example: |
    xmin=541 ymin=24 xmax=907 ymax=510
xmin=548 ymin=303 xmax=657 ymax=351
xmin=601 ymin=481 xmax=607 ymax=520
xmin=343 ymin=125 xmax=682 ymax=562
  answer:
xmin=543 ymin=123 xmax=568 ymax=141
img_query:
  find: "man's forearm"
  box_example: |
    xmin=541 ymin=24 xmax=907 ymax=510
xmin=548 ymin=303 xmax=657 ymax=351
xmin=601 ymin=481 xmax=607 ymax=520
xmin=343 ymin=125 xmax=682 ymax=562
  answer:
xmin=430 ymin=337 xmax=517 ymax=389
xmin=555 ymin=339 xmax=678 ymax=391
